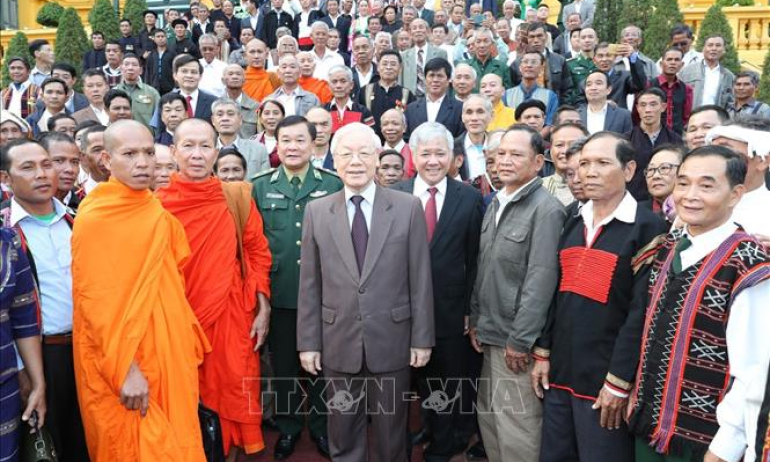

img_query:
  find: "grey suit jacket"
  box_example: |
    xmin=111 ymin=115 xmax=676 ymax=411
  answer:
xmin=232 ymin=137 xmax=270 ymax=179
xmin=679 ymin=61 xmax=735 ymax=109
xmin=579 ymin=103 xmax=633 ymax=134
xmin=613 ymin=52 xmax=659 ymax=80
xmin=399 ymin=45 xmax=449 ymax=94
xmin=562 ymin=0 xmax=595 ymax=28
xmin=265 ymin=86 xmax=320 ymax=117
xmin=297 ymin=185 xmax=435 ymax=374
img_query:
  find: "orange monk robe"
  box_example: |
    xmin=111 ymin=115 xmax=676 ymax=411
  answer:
xmin=71 ymin=178 xmax=210 ymax=462
xmin=157 ymin=175 xmax=272 ymax=455
xmin=299 ymin=75 xmax=333 ymax=104
xmin=243 ymin=67 xmax=280 ymax=103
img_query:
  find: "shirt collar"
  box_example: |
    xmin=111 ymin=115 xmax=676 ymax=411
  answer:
xmin=10 ymin=197 xmax=67 ymax=227
xmin=282 ymin=164 xmax=310 ymax=183
xmin=390 ymin=139 xmax=406 ymax=152
xmin=581 ymin=191 xmax=638 ymax=228
xmin=497 ymin=177 xmax=537 ymax=203
xmin=414 ymin=175 xmax=447 ymax=198
xmin=179 ymin=88 xmax=200 ymax=101
xmin=682 ymin=218 xmax=739 ymax=260
xmin=426 ymin=93 xmax=445 ymax=105
xmin=345 ymin=180 xmax=377 ymax=204
xmin=331 ymin=98 xmax=354 ymax=110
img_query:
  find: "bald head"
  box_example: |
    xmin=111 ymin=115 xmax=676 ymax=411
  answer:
xmin=245 ymin=39 xmax=268 ymax=68
xmin=104 ymin=120 xmax=152 ymax=152
xmin=174 ymin=118 xmax=217 ymax=144
xmin=102 ymin=120 xmax=155 ymax=190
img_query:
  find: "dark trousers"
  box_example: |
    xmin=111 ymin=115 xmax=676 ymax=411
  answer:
xmin=42 ymin=343 xmax=89 ymax=462
xmin=417 ymin=335 xmax=470 ymax=461
xmin=325 ymin=363 xmax=411 ymax=462
xmin=540 ymin=387 xmax=633 ymax=462
xmin=268 ymin=307 xmax=327 ymax=438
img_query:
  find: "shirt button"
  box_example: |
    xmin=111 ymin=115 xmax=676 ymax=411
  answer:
xmin=356 ymin=314 xmax=362 ymax=320
xmin=297 ymin=259 xmax=301 ymax=265
xmin=271 ymin=203 xmax=276 ymax=209
xmin=296 ymin=222 xmax=301 ymax=228
xmin=295 ymin=204 xmax=301 ymax=210
xmin=296 ymin=240 xmax=301 ymax=246
xmin=358 ymin=287 xmax=366 ymax=294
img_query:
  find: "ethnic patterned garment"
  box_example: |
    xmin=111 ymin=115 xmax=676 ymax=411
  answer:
xmin=629 ymin=227 xmax=770 ymax=458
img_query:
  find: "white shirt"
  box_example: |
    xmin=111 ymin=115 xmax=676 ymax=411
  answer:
xmin=178 ymin=88 xmax=200 ymax=115
xmin=581 ymin=192 xmax=637 ymax=246
xmin=5 ymin=80 xmax=33 ymax=117
xmin=674 ymin=220 xmax=770 ymax=462
xmin=247 ymin=11 xmax=261 ymax=31
xmin=274 ymin=86 xmax=299 ymax=116
xmin=198 ymin=58 xmax=227 ymax=98
xmin=702 ymin=62 xmax=721 ymax=105
xmin=38 ymin=109 xmax=63 ymax=133
xmin=90 ymin=105 xmax=110 ymax=125
xmin=426 ymin=93 xmax=445 ymax=123
xmin=414 ymin=175 xmax=446 ymax=220
xmin=464 ymin=134 xmax=486 ymax=180
xmin=312 ymin=48 xmax=345 ymax=82
xmin=733 ymin=186 xmax=770 ymax=236
xmin=388 ymin=140 xmax=406 ymax=152
xmin=586 ymin=102 xmax=608 ymax=135
xmin=298 ymin=10 xmax=315 ymax=38
xmin=83 ymin=174 xmax=100 ymax=195
xmin=345 ymin=180 xmax=376 ymax=231
xmin=494 ymin=177 xmax=538 ymax=225
xmin=355 ymin=66 xmax=374 ymax=87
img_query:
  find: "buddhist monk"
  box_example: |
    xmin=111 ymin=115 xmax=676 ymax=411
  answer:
xmin=71 ymin=120 xmax=209 ymax=462
xmin=157 ymin=118 xmax=272 ymax=461
xmin=243 ymin=39 xmax=280 ymax=103
xmin=298 ymin=51 xmax=333 ymax=104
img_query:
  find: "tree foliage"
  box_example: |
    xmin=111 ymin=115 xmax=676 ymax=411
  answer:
xmin=695 ymin=4 xmax=741 ymax=74
xmin=36 ymin=2 xmax=65 ymax=27
xmin=642 ymin=0 xmax=685 ymax=61
xmin=618 ymin=0 xmax=652 ymax=37
xmin=758 ymin=48 xmax=770 ymax=104
xmin=1 ymin=32 xmax=33 ymax=88
xmin=715 ymin=0 xmax=754 ymax=6
xmin=88 ymin=0 xmax=121 ymax=41
xmin=594 ymin=0 xmax=624 ymax=42
xmin=122 ymin=0 xmax=149 ymax=35
xmin=55 ymin=7 xmax=90 ymax=85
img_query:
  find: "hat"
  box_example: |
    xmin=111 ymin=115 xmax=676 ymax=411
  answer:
xmin=172 ymin=18 xmax=189 ymax=29
xmin=0 ymin=111 xmax=31 ymax=134
xmin=515 ymin=99 xmax=547 ymax=121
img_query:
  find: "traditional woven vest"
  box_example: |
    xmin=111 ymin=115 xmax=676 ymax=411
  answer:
xmin=629 ymin=228 xmax=770 ymax=458
xmin=1 ymin=83 xmax=39 ymax=118
xmin=505 ymin=85 xmax=551 ymax=112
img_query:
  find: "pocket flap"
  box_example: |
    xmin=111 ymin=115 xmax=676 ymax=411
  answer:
xmin=322 ymin=307 xmax=336 ymax=324
xmin=505 ymin=227 xmax=530 ymax=243
xmin=391 ymin=305 xmax=411 ymax=322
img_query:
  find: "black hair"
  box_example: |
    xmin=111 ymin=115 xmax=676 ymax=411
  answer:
xmin=637 ymin=87 xmax=667 ymax=103
xmin=727 ymin=114 xmax=770 ymax=132
xmin=565 ymin=137 xmax=588 ymax=160
xmin=46 ymin=113 xmax=77 ymax=132
xmin=215 ymin=146 xmax=248 ymax=172
xmin=368 ymin=16 xmax=382 ymax=25
xmin=527 ymin=22 xmax=547 ymax=35
xmin=514 ymin=99 xmax=546 ymax=121
xmin=120 ymin=18 xmax=132 ymax=25
xmin=379 ymin=149 xmax=404 ymax=163
xmin=105 ymin=39 xmax=122 ymax=49
xmin=275 ymin=115 xmax=317 ymax=141
xmin=551 ymin=122 xmax=589 ymax=138
xmin=424 ymin=57 xmax=452 ymax=79
xmin=259 ymin=99 xmax=286 ymax=117
xmin=52 ymin=62 xmax=78 ymax=79
xmin=75 ymin=120 xmax=102 ymax=135
xmin=152 ymin=28 xmax=167 ymax=36
xmin=104 ymin=89 xmax=132 ymax=109
xmin=29 ymin=39 xmax=49 ymax=56
xmin=585 ymin=69 xmax=611 ymax=87
xmin=379 ymin=49 xmax=403 ymax=64
xmin=682 ymin=145 xmax=747 ymax=188
xmin=6 ymin=56 xmax=30 ymax=70
xmin=91 ymin=31 xmax=105 ymax=39
xmin=122 ymin=52 xmax=142 ymax=64
xmin=38 ymin=131 xmax=77 ymax=151
xmin=670 ymin=24 xmax=693 ymax=39
xmin=1 ymin=139 xmax=44 ymax=172
xmin=651 ymin=143 xmax=686 ymax=161
xmin=160 ymin=92 xmax=189 ymax=111
xmin=41 ymin=77 xmax=69 ymax=95
xmin=142 ymin=9 xmax=158 ymax=18
xmin=172 ymin=18 xmax=189 ymax=29
xmin=689 ymin=105 xmax=730 ymax=124
xmin=504 ymin=124 xmax=545 ymax=154
xmin=82 ymin=68 xmax=108 ymax=82
xmin=173 ymin=53 xmax=203 ymax=74
xmin=80 ymin=125 xmax=107 ymax=152
xmin=661 ymin=47 xmax=684 ymax=59
xmin=554 ymin=105 xmax=580 ymax=124
xmin=584 ymin=131 xmax=636 ymax=167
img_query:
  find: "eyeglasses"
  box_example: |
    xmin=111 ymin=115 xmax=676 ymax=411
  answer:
xmin=644 ymin=163 xmax=679 ymax=178
xmin=335 ymin=151 xmax=376 ymax=161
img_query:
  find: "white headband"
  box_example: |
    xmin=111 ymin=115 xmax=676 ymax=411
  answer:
xmin=705 ymin=125 xmax=770 ymax=161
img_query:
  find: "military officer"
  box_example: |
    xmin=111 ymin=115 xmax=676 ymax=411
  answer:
xmin=252 ymin=115 xmax=343 ymax=461
xmin=566 ymin=27 xmax=598 ymax=104
xmin=114 ymin=53 xmax=160 ymax=130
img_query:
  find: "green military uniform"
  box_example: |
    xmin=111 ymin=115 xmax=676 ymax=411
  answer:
xmin=567 ymin=53 xmax=596 ymax=104
xmin=114 ymin=81 xmax=160 ymax=130
xmin=464 ymin=56 xmax=513 ymax=91
xmin=252 ymin=163 xmax=343 ymax=440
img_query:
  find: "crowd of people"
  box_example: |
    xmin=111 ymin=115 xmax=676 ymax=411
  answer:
xmin=1 ymin=0 xmax=769 ymax=461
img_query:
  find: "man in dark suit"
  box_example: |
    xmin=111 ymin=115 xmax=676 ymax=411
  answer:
xmin=321 ymin=0 xmax=352 ymax=53
xmin=392 ymin=122 xmax=483 ymax=462
xmin=241 ymin=0 xmax=266 ymax=40
xmin=405 ymin=58 xmax=464 ymax=140
xmin=35 ymin=63 xmax=89 ymax=115
xmin=578 ymin=70 xmax=633 ymax=135
xmin=414 ymin=0 xmax=435 ymax=25
xmin=144 ymin=29 xmax=177 ymax=95
xmin=553 ymin=13 xmax=581 ymax=58
xmin=192 ymin=4 xmax=215 ymax=45
xmin=509 ymin=22 xmax=574 ymax=103
xmin=298 ymin=122 xmax=435 ymax=462
xmin=261 ymin=0 xmax=296 ymax=50
xmin=172 ymin=54 xmax=217 ymax=123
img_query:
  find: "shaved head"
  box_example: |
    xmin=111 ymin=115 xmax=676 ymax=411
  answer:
xmin=174 ymin=118 xmax=217 ymax=143
xmin=104 ymin=120 xmax=151 ymax=152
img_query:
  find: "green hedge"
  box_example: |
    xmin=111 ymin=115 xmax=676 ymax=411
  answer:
xmin=36 ymin=2 xmax=65 ymax=27
xmin=1 ymin=32 xmax=33 ymax=88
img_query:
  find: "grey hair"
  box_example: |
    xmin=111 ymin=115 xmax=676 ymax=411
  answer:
xmin=199 ymin=33 xmax=220 ymax=46
xmin=485 ymin=129 xmax=507 ymax=151
xmin=329 ymin=64 xmax=353 ymax=81
xmin=277 ymin=35 xmax=299 ymax=48
xmin=331 ymin=123 xmax=382 ymax=154
xmin=353 ymin=35 xmax=374 ymax=47
xmin=211 ymin=98 xmax=240 ymax=114
xmin=403 ymin=6 xmax=418 ymax=14
xmin=464 ymin=94 xmax=493 ymax=115
xmin=381 ymin=108 xmax=407 ymax=128
xmin=375 ymin=31 xmax=392 ymax=43
xmin=311 ymin=21 xmax=330 ymax=33
xmin=276 ymin=26 xmax=293 ymax=36
xmin=408 ymin=121 xmax=454 ymax=154
xmin=475 ymin=27 xmax=494 ymax=40
xmin=454 ymin=63 xmax=478 ymax=81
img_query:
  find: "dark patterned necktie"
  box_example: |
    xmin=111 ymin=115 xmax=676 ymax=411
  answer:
xmin=351 ymin=195 xmax=368 ymax=274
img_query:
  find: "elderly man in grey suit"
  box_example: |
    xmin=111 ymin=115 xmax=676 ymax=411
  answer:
xmin=211 ymin=99 xmax=270 ymax=178
xmin=267 ymin=55 xmax=320 ymax=117
xmin=562 ymin=0 xmax=595 ymax=28
xmin=298 ymin=122 xmax=435 ymax=462
xmin=680 ymin=34 xmax=735 ymax=109
xmin=401 ymin=19 xmax=448 ymax=96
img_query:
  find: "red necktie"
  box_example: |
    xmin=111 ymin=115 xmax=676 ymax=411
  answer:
xmin=425 ymin=187 xmax=438 ymax=242
xmin=186 ymin=95 xmax=194 ymax=118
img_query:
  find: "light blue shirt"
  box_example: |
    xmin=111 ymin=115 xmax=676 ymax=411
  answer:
xmin=11 ymin=198 xmax=73 ymax=335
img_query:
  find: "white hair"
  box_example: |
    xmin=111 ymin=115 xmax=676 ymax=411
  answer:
xmin=454 ymin=63 xmax=478 ymax=81
xmin=381 ymin=108 xmax=407 ymax=128
xmin=329 ymin=64 xmax=353 ymax=81
xmin=408 ymin=121 xmax=454 ymax=154
xmin=331 ymin=123 xmax=382 ymax=154
xmin=277 ymin=35 xmax=298 ymax=48
xmin=464 ymin=94 xmax=493 ymax=115
xmin=311 ymin=21 xmax=330 ymax=33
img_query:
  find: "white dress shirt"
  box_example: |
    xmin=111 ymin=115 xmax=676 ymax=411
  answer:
xmin=6 ymin=80 xmax=33 ymax=117
xmin=581 ymin=192 xmax=637 ymax=246
xmin=732 ymin=186 xmax=770 ymax=236
xmin=313 ymin=48 xmax=345 ymax=82
xmin=414 ymin=175 xmax=446 ymax=220
xmin=702 ymin=63 xmax=721 ymax=105
xmin=345 ymin=180 xmax=376 ymax=231
xmin=90 ymin=105 xmax=110 ymax=125
xmin=464 ymin=134 xmax=486 ymax=179
xmin=494 ymin=177 xmax=538 ymax=225
xmin=586 ymin=102 xmax=608 ymax=135
xmin=83 ymin=174 xmax=100 ymax=195
xmin=426 ymin=93 xmax=445 ymax=123
xmin=199 ymin=58 xmax=228 ymax=98
xmin=355 ymin=66 xmax=374 ymax=87
xmin=273 ymin=86 xmax=299 ymax=116
xmin=179 ymin=88 xmax=200 ymax=115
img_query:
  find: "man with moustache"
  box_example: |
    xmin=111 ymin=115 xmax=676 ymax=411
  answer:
xmin=297 ymin=123 xmax=434 ymax=462
xmin=38 ymin=132 xmax=82 ymax=212
xmin=392 ymin=122 xmax=483 ymax=462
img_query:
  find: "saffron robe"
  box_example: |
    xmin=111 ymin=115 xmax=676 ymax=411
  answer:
xmin=299 ymin=75 xmax=333 ymax=104
xmin=72 ymin=178 xmax=209 ymax=462
xmin=157 ymin=175 xmax=272 ymax=455
xmin=243 ymin=67 xmax=280 ymax=103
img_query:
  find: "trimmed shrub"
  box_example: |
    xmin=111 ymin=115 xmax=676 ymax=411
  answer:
xmin=122 ymin=0 xmax=149 ymax=35
xmin=695 ymin=4 xmax=741 ymax=75
xmin=89 ymin=0 xmax=121 ymax=41
xmin=36 ymin=2 xmax=65 ymax=27
xmin=642 ymin=0 xmax=685 ymax=61
xmin=1 ymin=32 xmax=33 ymax=88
